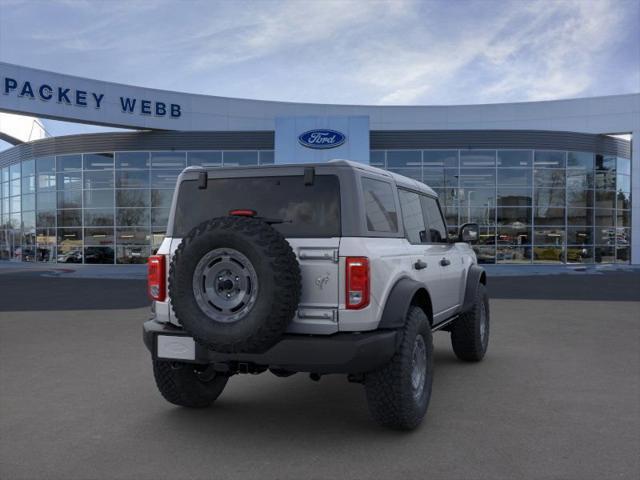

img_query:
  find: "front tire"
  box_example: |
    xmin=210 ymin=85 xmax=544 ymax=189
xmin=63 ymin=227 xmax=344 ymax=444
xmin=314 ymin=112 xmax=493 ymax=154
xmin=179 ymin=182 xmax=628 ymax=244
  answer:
xmin=450 ymin=283 xmax=489 ymax=362
xmin=152 ymin=360 xmax=228 ymax=408
xmin=364 ymin=306 xmax=433 ymax=430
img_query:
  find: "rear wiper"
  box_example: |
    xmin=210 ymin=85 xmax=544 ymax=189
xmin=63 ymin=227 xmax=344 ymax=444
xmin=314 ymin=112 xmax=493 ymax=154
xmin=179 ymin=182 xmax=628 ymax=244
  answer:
xmin=228 ymin=209 xmax=291 ymax=225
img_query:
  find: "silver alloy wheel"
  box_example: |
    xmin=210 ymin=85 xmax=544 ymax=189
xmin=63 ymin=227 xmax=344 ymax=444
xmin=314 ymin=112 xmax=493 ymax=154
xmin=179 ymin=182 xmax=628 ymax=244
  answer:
xmin=479 ymin=301 xmax=487 ymax=344
xmin=192 ymin=248 xmax=259 ymax=323
xmin=411 ymin=335 xmax=427 ymax=401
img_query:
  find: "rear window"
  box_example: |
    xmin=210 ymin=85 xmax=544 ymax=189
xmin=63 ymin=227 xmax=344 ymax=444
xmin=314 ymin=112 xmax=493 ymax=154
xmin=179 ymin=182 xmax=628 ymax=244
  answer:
xmin=173 ymin=175 xmax=341 ymax=237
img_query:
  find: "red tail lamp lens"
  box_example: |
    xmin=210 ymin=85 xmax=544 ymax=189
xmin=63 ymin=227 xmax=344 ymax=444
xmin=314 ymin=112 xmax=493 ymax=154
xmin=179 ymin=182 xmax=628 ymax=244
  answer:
xmin=148 ymin=255 xmax=166 ymax=301
xmin=346 ymin=257 xmax=369 ymax=309
xmin=229 ymin=209 xmax=257 ymax=217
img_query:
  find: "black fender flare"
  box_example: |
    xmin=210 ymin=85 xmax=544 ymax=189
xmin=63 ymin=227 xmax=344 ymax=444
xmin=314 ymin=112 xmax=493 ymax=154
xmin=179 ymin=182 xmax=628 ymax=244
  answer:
xmin=460 ymin=265 xmax=486 ymax=313
xmin=377 ymin=277 xmax=431 ymax=330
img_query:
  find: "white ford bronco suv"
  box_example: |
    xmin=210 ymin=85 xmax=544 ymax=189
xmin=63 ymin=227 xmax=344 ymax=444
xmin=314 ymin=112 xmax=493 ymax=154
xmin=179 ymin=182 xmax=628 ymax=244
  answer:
xmin=143 ymin=160 xmax=489 ymax=430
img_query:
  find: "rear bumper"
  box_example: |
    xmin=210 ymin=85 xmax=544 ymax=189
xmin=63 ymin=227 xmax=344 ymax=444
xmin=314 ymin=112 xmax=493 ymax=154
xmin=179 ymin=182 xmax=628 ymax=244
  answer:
xmin=143 ymin=318 xmax=397 ymax=374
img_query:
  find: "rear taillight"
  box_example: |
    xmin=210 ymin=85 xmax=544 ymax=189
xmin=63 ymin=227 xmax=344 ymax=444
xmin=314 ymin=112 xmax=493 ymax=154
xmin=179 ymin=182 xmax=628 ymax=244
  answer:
xmin=148 ymin=255 xmax=166 ymax=301
xmin=345 ymin=257 xmax=369 ymax=310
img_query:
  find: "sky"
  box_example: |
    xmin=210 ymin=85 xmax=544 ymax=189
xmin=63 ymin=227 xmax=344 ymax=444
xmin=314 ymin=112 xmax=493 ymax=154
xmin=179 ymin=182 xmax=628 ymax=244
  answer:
xmin=0 ymin=0 xmax=639 ymax=143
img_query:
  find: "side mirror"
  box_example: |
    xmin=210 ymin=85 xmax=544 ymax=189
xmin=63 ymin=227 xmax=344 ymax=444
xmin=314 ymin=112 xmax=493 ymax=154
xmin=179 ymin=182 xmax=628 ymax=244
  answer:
xmin=459 ymin=223 xmax=479 ymax=244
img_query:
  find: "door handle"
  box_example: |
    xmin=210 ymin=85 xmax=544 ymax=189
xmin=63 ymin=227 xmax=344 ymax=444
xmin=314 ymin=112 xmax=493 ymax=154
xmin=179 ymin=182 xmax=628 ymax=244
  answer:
xmin=440 ymin=257 xmax=451 ymax=267
xmin=414 ymin=260 xmax=427 ymax=270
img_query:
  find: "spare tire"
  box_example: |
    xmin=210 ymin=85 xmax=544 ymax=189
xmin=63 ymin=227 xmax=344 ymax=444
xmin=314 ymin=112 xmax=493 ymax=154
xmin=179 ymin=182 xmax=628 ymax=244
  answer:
xmin=169 ymin=216 xmax=301 ymax=353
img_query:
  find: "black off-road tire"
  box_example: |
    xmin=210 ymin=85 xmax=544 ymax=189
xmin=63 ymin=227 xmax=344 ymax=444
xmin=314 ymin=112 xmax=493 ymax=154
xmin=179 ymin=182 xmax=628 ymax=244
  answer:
xmin=169 ymin=216 xmax=301 ymax=353
xmin=152 ymin=360 xmax=228 ymax=408
xmin=364 ymin=306 xmax=433 ymax=430
xmin=450 ymin=283 xmax=489 ymax=362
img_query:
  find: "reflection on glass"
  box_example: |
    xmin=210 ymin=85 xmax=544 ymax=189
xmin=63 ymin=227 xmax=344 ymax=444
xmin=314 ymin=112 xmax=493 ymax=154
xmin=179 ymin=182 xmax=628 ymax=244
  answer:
xmin=116 ymin=189 xmax=149 ymax=208
xmin=567 ymin=208 xmax=593 ymax=226
xmin=566 ymin=246 xmax=593 ymax=263
xmin=84 ymin=228 xmax=114 ymax=246
xmin=497 ymin=188 xmax=532 ymax=206
xmin=566 ymin=188 xmax=593 ymax=208
xmin=423 ymin=150 xmax=458 ymax=168
xmin=497 ymin=246 xmax=531 ymax=263
xmin=84 ymin=209 xmax=115 ymax=226
xmin=567 ymin=227 xmax=593 ymax=245
xmin=57 ymin=171 xmax=82 ymax=190
xmin=117 ymin=208 xmax=150 ymax=227
xmin=387 ymin=168 xmax=421 ymax=181
xmin=116 ymin=170 xmax=149 ymax=188
xmin=460 ymin=150 xmax=495 ymax=167
xmin=498 ymin=150 xmax=532 ymax=167
xmin=57 ymin=209 xmax=82 ymax=227
xmin=594 ymin=209 xmax=615 ymax=227
xmin=595 ymin=191 xmax=616 ymax=209
xmin=567 ymin=152 xmax=593 ymax=169
xmin=22 ymin=159 xmax=35 ymax=176
xmin=458 ymin=168 xmax=495 ymax=187
xmin=21 ymin=175 xmax=36 ymax=194
xmin=116 ymin=245 xmax=150 ymax=264
xmin=534 ymin=206 xmax=565 ymax=225
xmin=566 ymin=169 xmax=593 ymax=189
xmin=497 ymin=207 xmax=531 ymax=225
xmin=84 ymin=190 xmax=114 ymax=209
xmin=116 ymin=228 xmax=150 ymax=245
xmin=534 ymin=227 xmax=565 ymax=245
xmin=36 ymin=157 xmax=55 ymax=173
xmin=83 ymin=153 xmax=114 ymax=170
xmin=150 ymin=170 xmax=180 ymax=189
xmin=387 ymin=150 xmax=421 ymax=167
xmin=534 ymin=188 xmax=565 ymax=208
xmin=115 ymin=152 xmax=149 ymax=169
xmin=151 ymin=208 xmax=170 ymax=227
xmin=534 ymin=169 xmax=565 ymax=187
xmin=369 ymin=151 xmax=384 ymax=167
xmin=36 ymin=211 xmax=55 ymax=228
xmin=473 ymin=245 xmax=496 ymax=264
xmin=22 ymin=193 xmax=35 ymax=211
xmin=84 ymin=170 xmax=114 ymax=189
xmin=595 ymin=246 xmax=615 ymax=264
xmin=57 ymin=190 xmax=82 ymax=209
xmin=36 ymin=192 xmax=56 ymax=211
xmin=497 ymin=169 xmax=531 ymax=186
xmin=84 ymin=247 xmax=114 ymax=264
xmin=150 ymin=152 xmax=186 ymax=169
xmin=533 ymin=246 xmax=564 ymax=263
xmin=616 ymin=157 xmax=630 ymax=176
xmin=151 ymin=189 xmax=174 ymax=208
xmin=57 ymin=155 xmax=82 ymax=171
xmin=534 ymin=151 xmax=565 ymax=168
xmin=615 ymin=246 xmax=630 ymax=263
xmin=223 ymin=151 xmax=258 ymax=166
xmin=36 ymin=245 xmax=55 ymax=263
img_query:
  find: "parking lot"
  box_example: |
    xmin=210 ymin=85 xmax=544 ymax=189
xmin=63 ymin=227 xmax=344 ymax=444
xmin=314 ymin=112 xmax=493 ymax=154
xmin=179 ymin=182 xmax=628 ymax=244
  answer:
xmin=1 ymin=269 xmax=639 ymax=480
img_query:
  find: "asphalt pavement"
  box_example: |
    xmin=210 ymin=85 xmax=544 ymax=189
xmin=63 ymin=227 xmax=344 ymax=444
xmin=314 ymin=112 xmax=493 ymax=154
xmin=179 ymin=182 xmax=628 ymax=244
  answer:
xmin=0 ymin=271 xmax=639 ymax=480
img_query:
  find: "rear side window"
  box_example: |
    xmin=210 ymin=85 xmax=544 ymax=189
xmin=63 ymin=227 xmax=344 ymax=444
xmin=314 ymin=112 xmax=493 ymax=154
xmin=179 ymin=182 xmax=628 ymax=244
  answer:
xmin=173 ymin=175 xmax=340 ymax=237
xmin=420 ymin=196 xmax=447 ymax=243
xmin=361 ymin=177 xmax=398 ymax=233
xmin=398 ymin=189 xmax=427 ymax=244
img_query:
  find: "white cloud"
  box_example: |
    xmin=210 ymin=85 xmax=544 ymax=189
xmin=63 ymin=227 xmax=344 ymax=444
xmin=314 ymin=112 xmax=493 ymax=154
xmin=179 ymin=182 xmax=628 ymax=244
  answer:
xmin=0 ymin=0 xmax=636 ymax=105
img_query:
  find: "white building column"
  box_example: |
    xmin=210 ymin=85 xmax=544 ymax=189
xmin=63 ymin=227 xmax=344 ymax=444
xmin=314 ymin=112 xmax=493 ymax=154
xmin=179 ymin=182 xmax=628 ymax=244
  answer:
xmin=631 ymin=129 xmax=639 ymax=265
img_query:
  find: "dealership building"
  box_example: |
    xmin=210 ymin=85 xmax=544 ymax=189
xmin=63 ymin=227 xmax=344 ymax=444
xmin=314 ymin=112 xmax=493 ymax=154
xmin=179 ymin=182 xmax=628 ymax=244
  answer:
xmin=0 ymin=62 xmax=638 ymax=266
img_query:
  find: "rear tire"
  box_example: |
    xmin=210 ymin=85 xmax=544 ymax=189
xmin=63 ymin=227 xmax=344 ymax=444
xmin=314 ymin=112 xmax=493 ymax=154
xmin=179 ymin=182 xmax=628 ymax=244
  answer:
xmin=450 ymin=283 xmax=489 ymax=362
xmin=152 ymin=360 xmax=228 ymax=408
xmin=364 ymin=306 xmax=433 ymax=430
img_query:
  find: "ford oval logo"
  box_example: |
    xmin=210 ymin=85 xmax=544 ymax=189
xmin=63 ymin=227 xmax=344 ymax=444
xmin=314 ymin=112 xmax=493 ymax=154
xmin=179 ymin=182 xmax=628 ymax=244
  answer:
xmin=298 ymin=129 xmax=346 ymax=149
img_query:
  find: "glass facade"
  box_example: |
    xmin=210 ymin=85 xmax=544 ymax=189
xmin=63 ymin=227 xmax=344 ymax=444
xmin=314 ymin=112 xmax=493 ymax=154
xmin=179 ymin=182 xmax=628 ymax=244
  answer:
xmin=0 ymin=147 xmax=631 ymax=265
xmin=371 ymin=149 xmax=632 ymax=264
xmin=0 ymin=150 xmax=274 ymax=264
